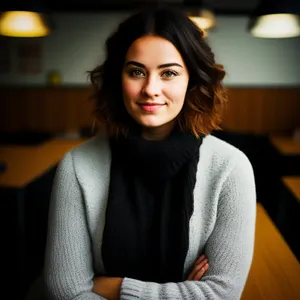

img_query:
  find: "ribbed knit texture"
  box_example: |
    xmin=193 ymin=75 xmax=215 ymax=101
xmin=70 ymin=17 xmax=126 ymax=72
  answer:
xmin=102 ymin=131 xmax=201 ymax=283
xmin=44 ymin=134 xmax=256 ymax=300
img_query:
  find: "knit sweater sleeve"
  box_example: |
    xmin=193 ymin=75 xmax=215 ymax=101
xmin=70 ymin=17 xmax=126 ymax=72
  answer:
xmin=43 ymin=152 xmax=105 ymax=300
xmin=120 ymin=151 xmax=256 ymax=300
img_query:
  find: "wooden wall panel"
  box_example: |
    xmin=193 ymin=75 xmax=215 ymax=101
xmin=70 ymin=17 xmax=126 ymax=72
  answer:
xmin=222 ymin=89 xmax=264 ymax=133
xmin=222 ymin=87 xmax=300 ymax=134
xmin=0 ymin=87 xmax=299 ymax=134
xmin=0 ymin=89 xmax=26 ymax=131
xmin=0 ymin=87 xmax=94 ymax=133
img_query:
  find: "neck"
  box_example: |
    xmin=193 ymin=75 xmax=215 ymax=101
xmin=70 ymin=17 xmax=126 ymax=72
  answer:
xmin=141 ymin=121 xmax=175 ymax=141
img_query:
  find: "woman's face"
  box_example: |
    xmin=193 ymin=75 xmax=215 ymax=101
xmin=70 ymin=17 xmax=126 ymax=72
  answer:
xmin=122 ymin=35 xmax=189 ymax=139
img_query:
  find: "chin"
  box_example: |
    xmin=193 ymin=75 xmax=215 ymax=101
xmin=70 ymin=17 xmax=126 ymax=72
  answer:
xmin=139 ymin=122 xmax=163 ymax=129
xmin=136 ymin=117 xmax=165 ymax=128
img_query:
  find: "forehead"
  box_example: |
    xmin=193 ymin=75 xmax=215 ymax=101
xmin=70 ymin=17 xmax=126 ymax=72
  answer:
xmin=125 ymin=35 xmax=185 ymax=66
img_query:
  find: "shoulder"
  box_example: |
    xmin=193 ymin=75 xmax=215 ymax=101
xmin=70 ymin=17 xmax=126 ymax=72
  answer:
xmin=199 ymin=135 xmax=256 ymax=222
xmin=66 ymin=133 xmax=110 ymax=164
xmin=202 ymin=135 xmax=256 ymax=204
xmin=199 ymin=134 xmax=255 ymax=199
xmin=201 ymin=134 xmax=253 ymax=173
xmin=71 ymin=132 xmax=110 ymax=158
xmin=57 ymin=133 xmax=111 ymax=181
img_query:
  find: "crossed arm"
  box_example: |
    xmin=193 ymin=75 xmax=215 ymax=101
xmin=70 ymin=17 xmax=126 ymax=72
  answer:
xmin=92 ymin=255 xmax=209 ymax=299
xmin=44 ymin=151 xmax=256 ymax=300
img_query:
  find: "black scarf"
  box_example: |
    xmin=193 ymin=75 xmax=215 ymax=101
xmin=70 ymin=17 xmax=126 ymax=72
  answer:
xmin=102 ymin=128 xmax=202 ymax=283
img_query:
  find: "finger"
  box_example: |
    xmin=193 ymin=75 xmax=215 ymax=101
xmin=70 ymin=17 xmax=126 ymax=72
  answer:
xmin=195 ymin=254 xmax=206 ymax=265
xmin=193 ymin=263 xmax=209 ymax=281
xmin=196 ymin=258 xmax=208 ymax=270
xmin=187 ymin=259 xmax=208 ymax=280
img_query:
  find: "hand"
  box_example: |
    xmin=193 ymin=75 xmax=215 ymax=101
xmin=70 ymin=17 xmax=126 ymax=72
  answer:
xmin=92 ymin=276 xmax=123 ymax=300
xmin=187 ymin=254 xmax=209 ymax=281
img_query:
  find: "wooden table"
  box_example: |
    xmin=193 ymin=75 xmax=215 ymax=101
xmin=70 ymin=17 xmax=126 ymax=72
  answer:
xmin=241 ymin=203 xmax=300 ymax=300
xmin=269 ymin=135 xmax=300 ymax=156
xmin=276 ymin=176 xmax=300 ymax=262
xmin=0 ymin=137 xmax=87 ymax=188
xmin=282 ymin=176 xmax=300 ymax=203
xmin=268 ymin=135 xmax=300 ymax=220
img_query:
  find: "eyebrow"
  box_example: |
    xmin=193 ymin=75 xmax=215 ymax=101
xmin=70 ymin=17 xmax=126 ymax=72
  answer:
xmin=125 ymin=61 xmax=183 ymax=69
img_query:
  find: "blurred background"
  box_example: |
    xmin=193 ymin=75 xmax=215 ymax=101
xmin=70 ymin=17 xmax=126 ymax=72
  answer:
xmin=0 ymin=0 xmax=299 ymax=299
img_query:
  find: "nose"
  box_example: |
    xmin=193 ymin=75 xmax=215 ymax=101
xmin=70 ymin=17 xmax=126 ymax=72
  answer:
xmin=142 ymin=75 xmax=161 ymax=98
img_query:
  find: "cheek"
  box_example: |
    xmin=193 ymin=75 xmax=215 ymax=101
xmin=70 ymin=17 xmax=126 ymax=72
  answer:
xmin=122 ymin=78 xmax=140 ymax=101
xmin=165 ymin=82 xmax=188 ymax=106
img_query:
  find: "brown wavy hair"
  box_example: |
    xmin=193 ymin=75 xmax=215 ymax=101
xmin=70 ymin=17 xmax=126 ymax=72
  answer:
xmin=87 ymin=6 xmax=227 ymax=138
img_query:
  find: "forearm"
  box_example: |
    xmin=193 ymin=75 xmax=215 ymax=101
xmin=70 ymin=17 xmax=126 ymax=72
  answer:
xmin=120 ymin=277 xmax=229 ymax=300
xmin=93 ymin=276 xmax=123 ymax=300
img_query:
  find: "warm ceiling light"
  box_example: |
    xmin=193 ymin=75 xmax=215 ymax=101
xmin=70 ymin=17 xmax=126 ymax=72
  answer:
xmin=188 ymin=9 xmax=216 ymax=31
xmin=250 ymin=14 xmax=300 ymax=38
xmin=0 ymin=11 xmax=51 ymax=37
xmin=248 ymin=0 xmax=300 ymax=38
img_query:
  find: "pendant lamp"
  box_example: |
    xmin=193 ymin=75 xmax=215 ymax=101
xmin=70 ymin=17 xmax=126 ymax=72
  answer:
xmin=184 ymin=0 xmax=216 ymax=32
xmin=0 ymin=3 xmax=53 ymax=37
xmin=248 ymin=0 xmax=300 ymax=38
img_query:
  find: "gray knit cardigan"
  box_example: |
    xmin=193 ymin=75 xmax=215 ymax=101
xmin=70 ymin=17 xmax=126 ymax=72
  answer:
xmin=44 ymin=134 xmax=256 ymax=300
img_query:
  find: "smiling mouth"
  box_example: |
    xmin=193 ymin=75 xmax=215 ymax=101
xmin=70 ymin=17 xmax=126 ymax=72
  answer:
xmin=138 ymin=103 xmax=166 ymax=112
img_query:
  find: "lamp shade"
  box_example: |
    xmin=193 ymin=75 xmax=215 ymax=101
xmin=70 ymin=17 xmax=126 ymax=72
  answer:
xmin=0 ymin=3 xmax=53 ymax=37
xmin=248 ymin=0 xmax=300 ymax=38
xmin=188 ymin=9 xmax=216 ymax=31
xmin=184 ymin=0 xmax=216 ymax=34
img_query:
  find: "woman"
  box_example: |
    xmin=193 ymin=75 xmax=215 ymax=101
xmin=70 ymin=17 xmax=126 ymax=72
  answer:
xmin=44 ymin=6 xmax=256 ymax=300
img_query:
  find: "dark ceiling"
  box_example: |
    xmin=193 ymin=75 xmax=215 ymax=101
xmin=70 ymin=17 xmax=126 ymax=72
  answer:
xmin=2 ymin=0 xmax=260 ymax=15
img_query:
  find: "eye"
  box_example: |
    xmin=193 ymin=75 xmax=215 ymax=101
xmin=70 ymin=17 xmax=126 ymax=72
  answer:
xmin=161 ymin=70 xmax=178 ymax=78
xmin=128 ymin=69 xmax=145 ymax=77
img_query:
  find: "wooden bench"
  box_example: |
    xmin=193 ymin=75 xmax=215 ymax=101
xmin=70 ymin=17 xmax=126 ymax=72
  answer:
xmin=241 ymin=203 xmax=300 ymax=300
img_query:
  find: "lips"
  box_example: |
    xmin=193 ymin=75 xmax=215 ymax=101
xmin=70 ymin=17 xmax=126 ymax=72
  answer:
xmin=137 ymin=102 xmax=166 ymax=112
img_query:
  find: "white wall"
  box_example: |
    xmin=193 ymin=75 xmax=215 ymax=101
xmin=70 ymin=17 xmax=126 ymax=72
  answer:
xmin=207 ymin=17 xmax=300 ymax=86
xmin=0 ymin=12 xmax=299 ymax=87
